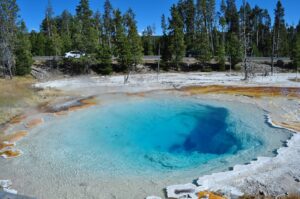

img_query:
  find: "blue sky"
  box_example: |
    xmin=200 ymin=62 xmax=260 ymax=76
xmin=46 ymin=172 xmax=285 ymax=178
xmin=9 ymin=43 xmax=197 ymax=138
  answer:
xmin=17 ymin=0 xmax=300 ymax=34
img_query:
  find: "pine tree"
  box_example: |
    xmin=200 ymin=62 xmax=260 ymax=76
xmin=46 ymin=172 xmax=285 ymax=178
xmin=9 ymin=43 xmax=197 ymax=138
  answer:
xmin=194 ymin=32 xmax=211 ymax=64
xmin=225 ymin=0 xmax=239 ymax=34
xmin=30 ymin=31 xmax=46 ymax=56
xmin=41 ymin=0 xmax=62 ymax=56
xmin=194 ymin=0 xmax=211 ymax=64
xmin=251 ymin=5 xmax=262 ymax=51
xmin=142 ymin=26 xmax=155 ymax=55
xmin=216 ymin=41 xmax=226 ymax=70
xmin=93 ymin=9 xmax=113 ymax=75
xmin=94 ymin=10 xmax=103 ymax=45
xmin=95 ymin=44 xmax=112 ymax=75
xmin=113 ymin=9 xmax=131 ymax=72
xmin=207 ymin=0 xmax=216 ymax=54
xmin=103 ymin=0 xmax=113 ymax=49
xmin=161 ymin=14 xmax=168 ymax=36
xmin=124 ymin=9 xmax=143 ymax=68
xmin=239 ymin=2 xmax=252 ymax=58
xmin=219 ymin=0 xmax=227 ymax=44
xmin=160 ymin=14 xmax=172 ymax=66
xmin=274 ymin=0 xmax=285 ymax=57
xmin=50 ymin=26 xmax=63 ymax=56
xmin=291 ymin=21 xmax=300 ymax=60
xmin=258 ymin=9 xmax=272 ymax=56
xmin=44 ymin=0 xmax=54 ymax=38
xmin=168 ymin=5 xmax=186 ymax=69
xmin=15 ymin=21 xmax=33 ymax=76
xmin=271 ymin=0 xmax=288 ymax=73
xmin=227 ymin=33 xmax=242 ymax=67
xmin=293 ymin=33 xmax=300 ymax=78
xmin=178 ymin=0 xmax=195 ymax=56
xmin=241 ymin=0 xmax=249 ymax=80
xmin=75 ymin=0 xmax=97 ymax=53
xmin=0 ymin=0 xmax=19 ymax=78
xmin=60 ymin=10 xmax=73 ymax=53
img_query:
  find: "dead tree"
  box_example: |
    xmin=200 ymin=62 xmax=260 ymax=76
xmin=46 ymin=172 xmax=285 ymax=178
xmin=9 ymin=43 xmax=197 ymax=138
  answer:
xmin=271 ymin=27 xmax=276 ymax=75
xmin=242 ymin=0 xmax=249 ymax=80
xmin=124 ymin=68 xmax=131 ymax=84
xmin=157 ymin=43 xmax=160 ymax=81
xmin=2 ymin=47 xmax=15 ymax=79
xmin=0 ymin=31 xmax=15 ymax=79
xmin=0 ymin=0 xmax=19 ymax=79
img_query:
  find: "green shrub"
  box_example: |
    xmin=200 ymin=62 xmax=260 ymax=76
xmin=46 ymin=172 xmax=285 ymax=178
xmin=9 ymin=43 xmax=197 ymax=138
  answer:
xmin=60 ymin=56 xmax=96 ymax=75
xmin=202 ymin=66 xmax=212 ymax=72
xmin=15 ymin=22 xmax=33 ymax=76
xmin=93 ymin=46 xmax=113 ymax=75
xmin=277 ymin=60 xmax=284 ymax=68
xmin=234 ymin=63 xmax=242 ymax=71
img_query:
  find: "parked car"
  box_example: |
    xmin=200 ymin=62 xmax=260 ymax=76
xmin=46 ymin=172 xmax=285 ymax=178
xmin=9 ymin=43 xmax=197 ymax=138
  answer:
xmin=64 ymin=51 xmax=86 ymax=59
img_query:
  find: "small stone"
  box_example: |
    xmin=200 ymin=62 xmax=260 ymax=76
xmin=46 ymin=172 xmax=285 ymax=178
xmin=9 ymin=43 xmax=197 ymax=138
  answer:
xmin=3 ymin=188 xmax=18 ymax=195
xmin=79 ymin=182 xmax=87 ymax=187
xmin=259 ymin=191 xmax=265 ymax=196
xmin=146 ymin=196 xmax=162 ymax=199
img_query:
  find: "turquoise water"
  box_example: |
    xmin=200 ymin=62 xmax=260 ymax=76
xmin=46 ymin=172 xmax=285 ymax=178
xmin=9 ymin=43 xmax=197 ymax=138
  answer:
xmin=26 ymin=96 xmax=291 ymax=176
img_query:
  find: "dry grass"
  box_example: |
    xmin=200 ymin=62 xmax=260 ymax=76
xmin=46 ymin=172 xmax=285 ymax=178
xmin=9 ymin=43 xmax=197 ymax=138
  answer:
xmin=0 ymin=76 xmax=62 ymax=124
xmin=0 ymin=76 xmax=36 ymax=124
xmin=0 ymin=76 xmax=36 ymax=105
xmin=181 ymin=85 xmax=300 ymax=98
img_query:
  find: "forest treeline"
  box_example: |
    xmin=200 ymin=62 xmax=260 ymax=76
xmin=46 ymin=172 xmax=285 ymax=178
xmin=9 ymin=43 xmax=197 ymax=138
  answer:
xmin=1 ymin=0 xmax=300 ymax=77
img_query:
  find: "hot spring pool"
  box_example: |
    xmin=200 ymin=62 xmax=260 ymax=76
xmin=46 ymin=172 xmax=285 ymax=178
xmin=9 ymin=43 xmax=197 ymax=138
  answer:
xmin=25 ymin=96 xmax=290 ymax=173
xmin=1 ymin=95 xmax=292 ymax=198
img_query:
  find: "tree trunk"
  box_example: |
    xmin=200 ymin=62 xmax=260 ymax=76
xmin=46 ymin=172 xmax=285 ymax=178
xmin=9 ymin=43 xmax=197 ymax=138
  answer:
xmin=243 ymin=0 xmax=248 ymax=80
xmin=6 ymin=62 xmax=13 ymax=79
xmin=124 ymin=64 xmax=133 ymax=84
xmin=256 ymin=29 xmax=259 ymax=47
xmin=209 ymin=27 xmax=214 ymax=55
xmin=276 ymin=28 xmax=280 ymax=58
xmin=157 ymin=43 xmax=160 ymax=81
xmin=271 ymin=28 xmax=276 ymax=75
xmin=108 ymin=35 xmax=112 ymax=50
xmin=244 ymin=57 xmax=248 ymax=80
xmin=229 ymin=56 xmax=232 ymax=75
xmin=222 ymin=27 xmax=225 ymax=44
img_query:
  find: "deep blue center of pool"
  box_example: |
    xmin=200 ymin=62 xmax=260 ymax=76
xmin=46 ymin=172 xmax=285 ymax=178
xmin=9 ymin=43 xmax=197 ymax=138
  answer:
xmin=169 ymin=106 xmax=238 ymax=155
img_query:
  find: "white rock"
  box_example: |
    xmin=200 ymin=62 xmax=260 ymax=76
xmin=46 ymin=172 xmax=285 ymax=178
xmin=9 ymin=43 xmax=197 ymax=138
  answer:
xmin=166 ymin=183 xmax=197 ymax=199
xmin=0 ymin=180 xmax=12 ymax=189
xmin=3 ymin=188 xmax=18 ymax=195
xmin=146 ymin=196 xmax=162 ymax=199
